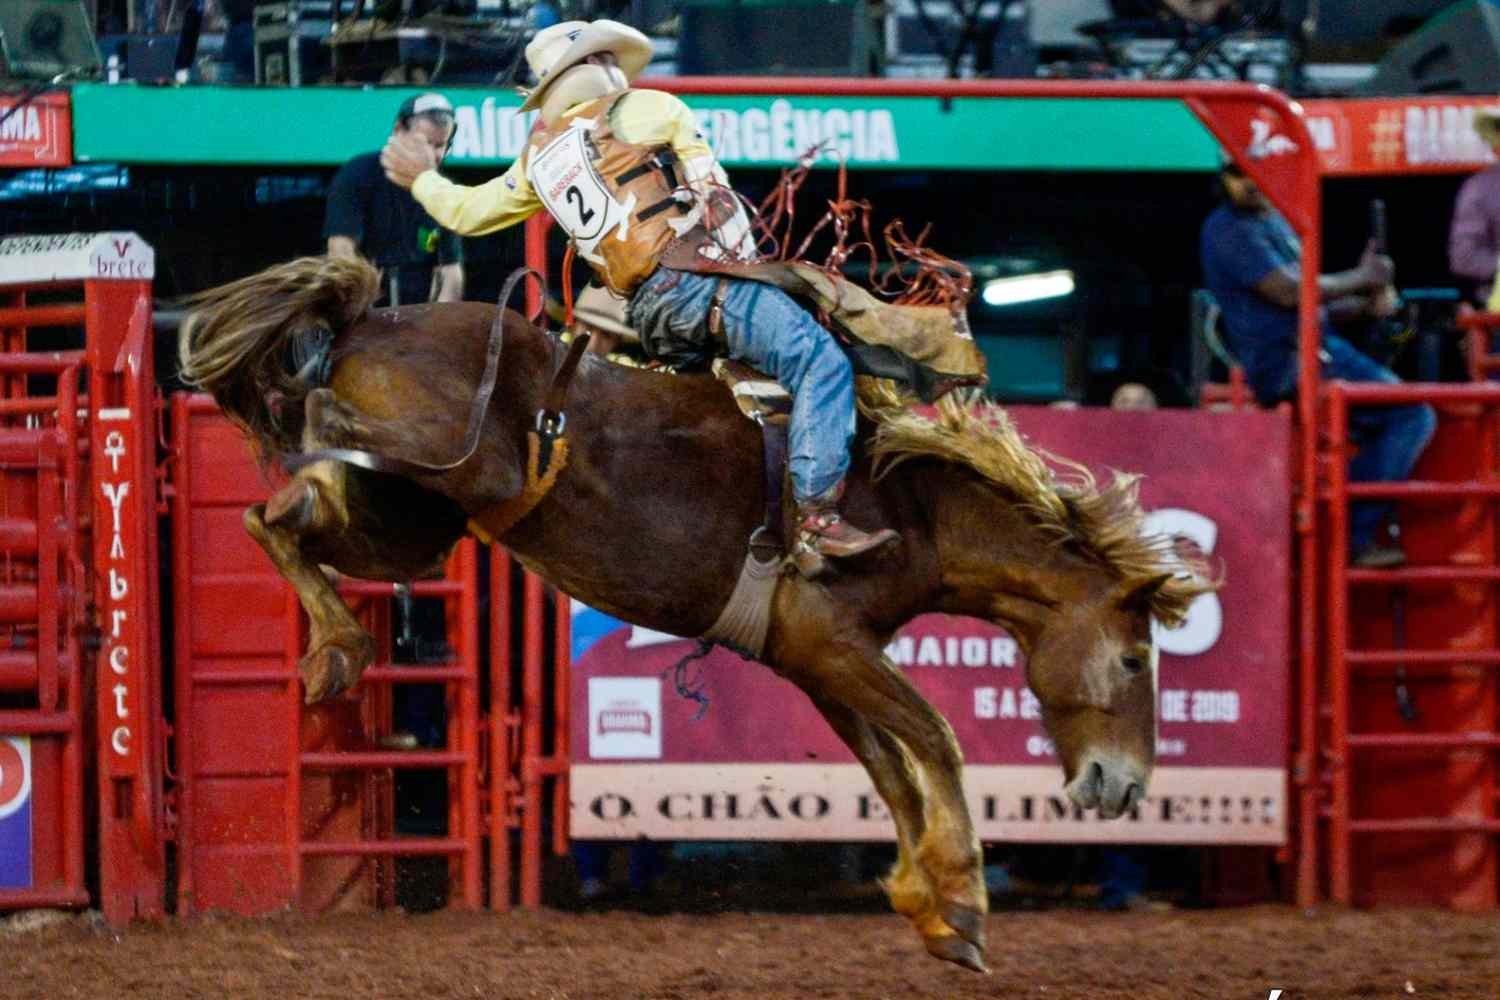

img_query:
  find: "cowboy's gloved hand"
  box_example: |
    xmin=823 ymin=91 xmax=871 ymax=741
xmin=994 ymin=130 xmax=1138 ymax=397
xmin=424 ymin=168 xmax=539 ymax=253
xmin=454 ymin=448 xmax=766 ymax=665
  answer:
xmin=380 ymin=132 xmax=438 ymax=190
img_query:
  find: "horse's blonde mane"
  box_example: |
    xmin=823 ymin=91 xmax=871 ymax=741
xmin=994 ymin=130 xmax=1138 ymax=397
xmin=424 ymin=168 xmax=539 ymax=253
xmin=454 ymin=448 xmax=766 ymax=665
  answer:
xmin=862 ymin=386 xmax=1216 ymax=626
xmin=179 ymin=255 xmax=382 ymax=458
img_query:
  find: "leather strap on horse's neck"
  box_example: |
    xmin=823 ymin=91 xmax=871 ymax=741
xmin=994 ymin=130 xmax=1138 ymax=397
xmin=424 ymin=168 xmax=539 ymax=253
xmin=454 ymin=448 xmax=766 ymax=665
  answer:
xmin=282 ymin=266 xmax=542 ymax=478
xmin=467 ymin=329 xmax=592 ymax=545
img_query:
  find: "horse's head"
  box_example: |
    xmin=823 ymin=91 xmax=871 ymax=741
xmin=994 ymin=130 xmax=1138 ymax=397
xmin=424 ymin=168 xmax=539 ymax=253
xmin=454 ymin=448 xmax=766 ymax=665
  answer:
xmin=868 ymin=398 xmax=1217 ymax=821
xmin=1023 ymin=573 xmax=1169 ymax=820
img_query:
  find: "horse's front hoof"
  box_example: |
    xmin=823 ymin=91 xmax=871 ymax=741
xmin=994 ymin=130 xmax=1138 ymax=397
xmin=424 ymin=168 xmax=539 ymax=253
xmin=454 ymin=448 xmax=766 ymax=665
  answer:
xmin=923 ymin=933 xmax=989 ymax=974
xmin=299 ymin=633 xmax=374 ymax=703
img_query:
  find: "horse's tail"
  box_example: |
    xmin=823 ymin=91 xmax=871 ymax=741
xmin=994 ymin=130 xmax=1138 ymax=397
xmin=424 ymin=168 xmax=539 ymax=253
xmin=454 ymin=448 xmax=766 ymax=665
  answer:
xmin=178 ymin=254 xmax=380 ymax=457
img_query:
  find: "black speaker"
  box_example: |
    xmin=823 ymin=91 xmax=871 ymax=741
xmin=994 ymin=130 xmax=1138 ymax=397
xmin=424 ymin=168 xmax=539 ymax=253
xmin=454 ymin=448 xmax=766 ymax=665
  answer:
xmin=0 ymin=0 xmax=103 ymax=80
xmin=677 ymin=0 xmax=871 ymax=76
xmin=1281 ymin=0 xmax=1455 ymax=44
xmin=1364 ymin=0 xmax=1500 ymax=97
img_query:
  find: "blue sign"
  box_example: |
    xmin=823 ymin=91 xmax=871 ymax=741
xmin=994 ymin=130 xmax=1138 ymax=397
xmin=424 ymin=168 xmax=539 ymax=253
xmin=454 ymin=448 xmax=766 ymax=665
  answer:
xmin=0 ymin=736 xmax=33 ymax=890
xmin=570 ymin=601 xmax=628 ymax=663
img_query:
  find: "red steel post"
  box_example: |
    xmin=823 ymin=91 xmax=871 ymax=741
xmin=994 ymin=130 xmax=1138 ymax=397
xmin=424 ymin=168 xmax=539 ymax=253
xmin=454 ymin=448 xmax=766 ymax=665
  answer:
xmin=89 ymin=280 xmax=167 ymax=922
xmin=458 ymin=540 xmax=483 ymax=908
xmin=1324 ymin=385 xmax=1351 ymax=904
xmin=168 ymin=394 xmax=196 ymax=911
xmin=284 ymin=582 xmax=305 ymax=907
xmin=520 ymin=571 xmax=546 ymax=907
xmin=58 ymin=369 xmax=84 ymax=898
xmin=489 ymin=548 xmax=513 ymax=911
xmin=553 ymin=588 xmax=570 ymax=857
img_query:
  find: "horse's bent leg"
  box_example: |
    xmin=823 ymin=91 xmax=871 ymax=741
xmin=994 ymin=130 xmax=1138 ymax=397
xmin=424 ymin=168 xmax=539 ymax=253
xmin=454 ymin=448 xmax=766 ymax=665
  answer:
xmin=801 ymin=693 xmax=935 ymax=927
xmin=244 ymin=502 xmax=374 ymax=703
xmin=770 ymin=597 xmax=987 ymax=972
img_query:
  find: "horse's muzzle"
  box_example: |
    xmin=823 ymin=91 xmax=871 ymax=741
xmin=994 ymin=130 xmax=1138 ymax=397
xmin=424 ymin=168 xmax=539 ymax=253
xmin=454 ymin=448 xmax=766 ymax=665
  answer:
xmin=1064 ymin=758 xmax=1146 ymax=820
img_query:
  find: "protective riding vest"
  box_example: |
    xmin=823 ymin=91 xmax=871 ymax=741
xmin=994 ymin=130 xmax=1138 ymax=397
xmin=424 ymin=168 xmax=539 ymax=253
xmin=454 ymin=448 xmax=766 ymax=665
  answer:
xmin=524 ymin=90 xmax=747 ymax=296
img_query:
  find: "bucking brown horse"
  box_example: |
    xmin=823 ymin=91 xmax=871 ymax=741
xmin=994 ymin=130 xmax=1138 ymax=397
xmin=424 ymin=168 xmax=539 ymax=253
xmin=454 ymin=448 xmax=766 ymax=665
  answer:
xmin=180 ymin=255 xmax=1212 ymax=974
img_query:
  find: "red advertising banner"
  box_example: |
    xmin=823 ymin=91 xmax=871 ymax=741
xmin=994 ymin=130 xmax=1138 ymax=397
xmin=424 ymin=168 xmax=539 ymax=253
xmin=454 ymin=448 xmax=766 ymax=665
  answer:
xmin=570 ymin=407 xmax=1292 ymax=845
xmin=1302 ymin=97 xmax=1500 ymax=177
xmin=0 ymin=93 xmax=72 ymax=168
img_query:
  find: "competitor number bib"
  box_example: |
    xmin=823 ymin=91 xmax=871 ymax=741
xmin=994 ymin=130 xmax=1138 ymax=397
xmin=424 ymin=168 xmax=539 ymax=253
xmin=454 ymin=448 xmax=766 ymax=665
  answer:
xmin=527 ymin=125 xmax=632 ymax=261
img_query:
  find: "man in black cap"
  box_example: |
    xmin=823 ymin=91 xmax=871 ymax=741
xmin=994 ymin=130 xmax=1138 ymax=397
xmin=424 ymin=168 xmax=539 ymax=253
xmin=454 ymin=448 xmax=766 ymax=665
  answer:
xmin=324 ymin=93 xmax=465 ymax=305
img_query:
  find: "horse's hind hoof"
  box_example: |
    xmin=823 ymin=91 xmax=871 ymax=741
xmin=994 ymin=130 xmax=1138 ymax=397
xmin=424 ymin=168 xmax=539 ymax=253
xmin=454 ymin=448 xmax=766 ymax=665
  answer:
xmin=941 ymin=902 xmax=987 ymax=951
xmin=924 ymin=933 xmax=989 ymax=974
xmin=266 ymin=480 xmax=318 ymax=532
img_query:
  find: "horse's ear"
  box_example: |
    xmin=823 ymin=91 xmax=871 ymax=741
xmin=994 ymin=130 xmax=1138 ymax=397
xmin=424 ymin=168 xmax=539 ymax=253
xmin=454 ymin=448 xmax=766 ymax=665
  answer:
xmin=1116 ymin=574 xmax=1174 ymax=615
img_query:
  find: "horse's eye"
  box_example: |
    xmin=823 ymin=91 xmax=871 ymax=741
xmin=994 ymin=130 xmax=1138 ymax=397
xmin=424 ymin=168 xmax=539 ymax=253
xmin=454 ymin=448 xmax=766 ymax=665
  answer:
xmin=1121 ymin=655 xmax=1147 ymax=676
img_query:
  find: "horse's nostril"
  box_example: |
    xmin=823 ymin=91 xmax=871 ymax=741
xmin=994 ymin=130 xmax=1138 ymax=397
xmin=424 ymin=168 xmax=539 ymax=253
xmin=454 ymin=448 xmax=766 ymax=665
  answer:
xmin=1122 ymin=783 xmax=1142 ymax=813
xmin=1088 ymin=761 xmax=1104 ymax=795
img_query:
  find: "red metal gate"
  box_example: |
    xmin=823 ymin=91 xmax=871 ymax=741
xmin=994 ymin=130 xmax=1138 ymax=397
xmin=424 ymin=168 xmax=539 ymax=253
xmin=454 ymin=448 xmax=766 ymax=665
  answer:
xmin=0 ymin=233 xmax=165 ymax=919
xmin=169 ymin=394 xmax=485 ymax=913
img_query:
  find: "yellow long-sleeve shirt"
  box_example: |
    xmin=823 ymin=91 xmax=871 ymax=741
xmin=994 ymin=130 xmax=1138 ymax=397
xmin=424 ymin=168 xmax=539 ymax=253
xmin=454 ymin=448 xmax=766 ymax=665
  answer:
xmin=411 ymin=88 xmax=714 ymax=238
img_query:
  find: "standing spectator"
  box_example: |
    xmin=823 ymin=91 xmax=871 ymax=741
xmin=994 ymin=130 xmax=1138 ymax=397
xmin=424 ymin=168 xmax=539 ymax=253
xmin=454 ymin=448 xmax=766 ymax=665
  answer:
xmin=1201 ymin=159 xmax=1435 ymax=568
xmin=1448 ymin=108 xmax=1500 ymax=308
xmin=218 ymin=0 xmax=256 ymax=83
xmin=325 ymin=93 xmax=465 ymax=306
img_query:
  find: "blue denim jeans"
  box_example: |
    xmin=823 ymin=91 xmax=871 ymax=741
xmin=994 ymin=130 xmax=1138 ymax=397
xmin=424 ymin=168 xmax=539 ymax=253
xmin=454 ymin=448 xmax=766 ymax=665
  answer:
xmin=631 ymin=268 xmax=855 ymax=500
xmin=1260 ymin=334 xmax=1436 ymax=552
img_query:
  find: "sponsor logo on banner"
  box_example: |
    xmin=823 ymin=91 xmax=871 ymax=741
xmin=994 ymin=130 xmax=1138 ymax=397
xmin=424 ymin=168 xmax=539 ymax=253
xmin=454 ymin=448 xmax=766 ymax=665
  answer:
xmin=1304 ymin=98 xmax=1500 ymax=175
xmin=1248 ymin=113 xmax=1298 ymax=160
xmin=1142 ymin=508 xmax=1222 ymax=657
xmin=446 ymin=98 xmax=900 ymax=166
xmin=571 ymin=764 xmax=1285 ymax=843
xmin=0 ymin=736 xmax=33 ymax=889
xmin=0 ymin=96 xmax=71 ymax=167
xmin=589 ymin=678 xmax=662 ymax=760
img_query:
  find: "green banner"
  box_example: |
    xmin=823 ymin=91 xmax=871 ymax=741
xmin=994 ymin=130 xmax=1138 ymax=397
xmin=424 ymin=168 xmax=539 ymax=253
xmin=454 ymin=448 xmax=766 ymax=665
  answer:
xmin=71 ymin=83 xmax=1221 ymax=172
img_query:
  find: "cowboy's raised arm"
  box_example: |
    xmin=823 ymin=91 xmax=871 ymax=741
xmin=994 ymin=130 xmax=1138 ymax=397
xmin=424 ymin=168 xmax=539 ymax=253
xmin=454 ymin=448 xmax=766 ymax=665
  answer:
xmin=382 ymin=135 xmax=543 ymax=237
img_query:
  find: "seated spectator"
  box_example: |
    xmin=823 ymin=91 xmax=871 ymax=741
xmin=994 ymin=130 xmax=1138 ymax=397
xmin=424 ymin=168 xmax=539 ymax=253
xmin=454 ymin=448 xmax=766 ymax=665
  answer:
xmin=1200 ymin=159 xmax=1436 ymax=568
xmin=1110 ymin=381 xmax=1158 ymax=411
xmin=1448 ymin=108 xmax=1500 ymax=308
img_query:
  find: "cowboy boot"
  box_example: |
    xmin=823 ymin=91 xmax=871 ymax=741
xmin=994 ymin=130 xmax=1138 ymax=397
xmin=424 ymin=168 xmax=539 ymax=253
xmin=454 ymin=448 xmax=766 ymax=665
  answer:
xmin=793 ymin=480 xmax=899 ymax=578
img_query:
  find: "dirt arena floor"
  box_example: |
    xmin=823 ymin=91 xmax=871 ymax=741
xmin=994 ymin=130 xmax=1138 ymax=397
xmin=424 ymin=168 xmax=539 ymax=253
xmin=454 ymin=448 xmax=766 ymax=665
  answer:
xmin=4 ymin=900 xmax=1499 ymax=1000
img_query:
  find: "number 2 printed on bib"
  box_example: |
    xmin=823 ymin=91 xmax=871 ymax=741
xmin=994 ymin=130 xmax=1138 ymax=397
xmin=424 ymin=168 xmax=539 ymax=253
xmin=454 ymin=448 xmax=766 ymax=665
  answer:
xmin=528 ymin=125 xmax=633 ymax=262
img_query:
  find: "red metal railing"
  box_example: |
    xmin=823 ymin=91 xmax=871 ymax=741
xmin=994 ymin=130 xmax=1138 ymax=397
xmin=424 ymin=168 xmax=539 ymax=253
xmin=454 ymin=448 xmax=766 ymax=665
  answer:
xmin=1461 ymin=309 xmax=1500 ymax=382
xmin=284 ymin=542 xmax=484 ymax=910
xmin=0 ymin=288 xmax=90 ymax=911
xmin=1323 ymin=381 xmax=1500 ymax=904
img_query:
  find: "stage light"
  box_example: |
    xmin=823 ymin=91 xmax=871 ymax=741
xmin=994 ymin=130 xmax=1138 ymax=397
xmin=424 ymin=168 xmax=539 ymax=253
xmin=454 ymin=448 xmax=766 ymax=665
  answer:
xmin=981 ymin=269 xmax=1075 ymax=307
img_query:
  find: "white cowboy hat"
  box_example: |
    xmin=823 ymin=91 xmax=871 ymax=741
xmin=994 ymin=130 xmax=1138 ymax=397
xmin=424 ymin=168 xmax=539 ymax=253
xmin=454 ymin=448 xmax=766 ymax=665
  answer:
xmin=518 ymin=20 xmax=653 ymax=114
xmin=1475 ymin=107 xmax=1500 ymax=147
